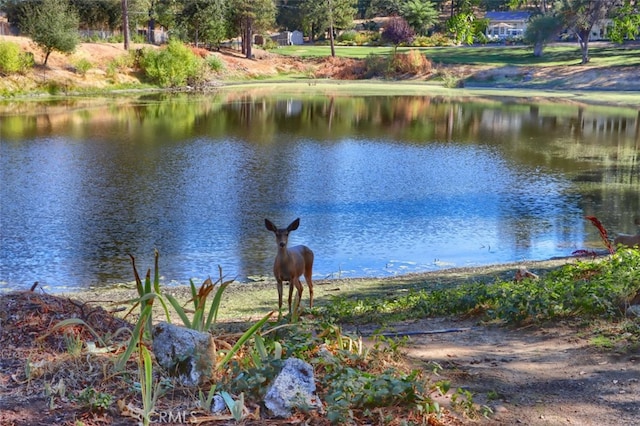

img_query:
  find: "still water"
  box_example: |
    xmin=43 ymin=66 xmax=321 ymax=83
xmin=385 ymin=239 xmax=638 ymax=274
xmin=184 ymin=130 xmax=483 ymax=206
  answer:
xmin=1 ymin=90 xmax=638 ymax=292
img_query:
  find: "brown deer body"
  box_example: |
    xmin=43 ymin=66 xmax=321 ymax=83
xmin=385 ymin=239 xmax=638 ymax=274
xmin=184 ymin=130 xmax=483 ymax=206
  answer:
xmin=265 ymin=218 xmax=314 ymax=318
xmin=614 ymin=234 xmax=640 ymax=248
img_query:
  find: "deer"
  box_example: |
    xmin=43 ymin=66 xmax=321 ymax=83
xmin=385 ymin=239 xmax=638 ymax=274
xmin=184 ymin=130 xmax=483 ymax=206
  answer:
xmin=265 ymin=218 xmax=314 ymax=319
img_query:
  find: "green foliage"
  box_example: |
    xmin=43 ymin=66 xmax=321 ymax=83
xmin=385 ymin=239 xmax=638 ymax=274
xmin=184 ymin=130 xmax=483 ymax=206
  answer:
xmin=76 ymin=387 xmax=113 ymax=413
xmin=399 ymin=0 xmax=439 ymax=36
xmin=138 ymin=344 xmax=161 ymax=426
xmin=139 ymin=41 xmax=202 ymax=88
xmin=337 ymin=30 xmax=358 ymax=44
xmin=197 ymin=384 xmax=217 ymax=411
xmin=164 ymin=269 xmax=234 ymax=332
xmin=609 ymin=3 xmax=640 ymax=43
xmin=524 ymin=14 xmax=564 ymax=56
xmin=73 ymin=58 xmax=92 ymax=76
xmin=175 ymin=0 xmax=227 ymax=48
xmin=447 ymin=13 xmax=475 ymax=46
xmin=413 ymin=33 xmax=452 ymax=47
xmin=354 ymin=31 xmax=380 ymax=46
xmin=322 ymin=366 xmax=424 ymax=422
xmin=105 ymin=52 xmax=135 ymax=80
xmin=0 ymin=41 xmax=33 ymax=74
xmin=320 ymin=249 xmax=640 ymax=325
xmin=18 ymin=0 xmax=80 ymax=65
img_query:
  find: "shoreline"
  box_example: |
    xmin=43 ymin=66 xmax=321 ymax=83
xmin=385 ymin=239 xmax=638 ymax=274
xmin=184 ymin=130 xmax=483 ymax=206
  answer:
xmin=32 ymin=254 xmax=592 ymax=323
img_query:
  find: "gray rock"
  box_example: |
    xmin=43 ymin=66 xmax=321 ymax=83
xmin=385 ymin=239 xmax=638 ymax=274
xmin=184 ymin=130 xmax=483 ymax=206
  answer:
xmin=211 ymin=394 xmax=227 ymax=414
xmin=152 ymin=322 xmax=215 ymax=386
xmin=264 ymin=357 xmax=323 ymax=418
xmin=626 ymin=305 xmax=640 ymax=317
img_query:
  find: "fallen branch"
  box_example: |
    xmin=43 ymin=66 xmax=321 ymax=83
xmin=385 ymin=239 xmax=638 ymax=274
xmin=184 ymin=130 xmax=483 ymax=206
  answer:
xmin=377 ymin=327 xmax=472 ymax=337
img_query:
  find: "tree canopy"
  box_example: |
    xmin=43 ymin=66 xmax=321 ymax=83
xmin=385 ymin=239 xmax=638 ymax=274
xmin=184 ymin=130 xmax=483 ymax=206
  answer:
xmin=18 ymin=0 xmax=80 ymax=65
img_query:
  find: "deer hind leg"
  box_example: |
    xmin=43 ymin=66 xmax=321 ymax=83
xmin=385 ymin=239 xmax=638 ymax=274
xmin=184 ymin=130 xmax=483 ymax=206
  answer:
xmin=304 ymin=251 xmax=314 ymax=308
xmin=291 ymin=278 xmax=303 ymax=314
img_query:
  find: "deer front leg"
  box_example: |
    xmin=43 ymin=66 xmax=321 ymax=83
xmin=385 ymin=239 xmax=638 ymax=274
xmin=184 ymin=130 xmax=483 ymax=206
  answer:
xmin=292 ymin=278 xmax=303 ymax=315
xmin=277 ymin=279 xmax=284 ymax=319
xmin=287 ymin=280 xmax=294 ymax=316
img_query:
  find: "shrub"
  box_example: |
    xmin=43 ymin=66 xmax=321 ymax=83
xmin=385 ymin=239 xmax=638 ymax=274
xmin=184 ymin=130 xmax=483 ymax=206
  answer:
xmin=262 ymin=37 xmax=279 ymax=50
xmin=0 ymin=41 xmax=34 ymax=74
xmin=106 ymin=52 xmax=135 ymax=80
xmin=413 ymin=33 xmax=452 ymax=47
xmin=138 ymin=40 xmax=202 ymax=88
xmin=355 ymin=31 xmax=380 ymax=46
xmin=74 ymin=58 xmax=92 ymax=76
xmin=337 ymin=30 xmax=357 ymax=43
xmin=392 ymin=50 xmax=432 ymax=74
xmin=363 ymin=53 xmax=389 ymax=78
xmin=206 ymin=54 xmax=225 ymax=72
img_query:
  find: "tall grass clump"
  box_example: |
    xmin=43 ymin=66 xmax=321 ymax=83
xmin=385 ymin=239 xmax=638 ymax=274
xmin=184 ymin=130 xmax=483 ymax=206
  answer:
xmin=0 ymin=41 xmax=34 ymax=74
xmin=139 ymin=40 xmax=202 ymax=88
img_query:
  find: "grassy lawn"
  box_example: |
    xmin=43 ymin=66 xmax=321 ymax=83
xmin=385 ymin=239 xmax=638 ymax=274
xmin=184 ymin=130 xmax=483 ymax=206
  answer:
xmin=276 ymin=43 xmax=640 ymax=68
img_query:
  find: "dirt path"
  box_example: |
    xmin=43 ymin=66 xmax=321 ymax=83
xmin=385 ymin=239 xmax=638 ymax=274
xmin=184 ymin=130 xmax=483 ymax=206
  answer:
xmin=359 ymin=317 xmax=640 ymax=425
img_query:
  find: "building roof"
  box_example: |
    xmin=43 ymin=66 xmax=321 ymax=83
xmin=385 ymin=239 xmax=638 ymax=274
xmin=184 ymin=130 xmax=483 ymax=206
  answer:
xmin=484 ymin=11 xmax=532 ymax=21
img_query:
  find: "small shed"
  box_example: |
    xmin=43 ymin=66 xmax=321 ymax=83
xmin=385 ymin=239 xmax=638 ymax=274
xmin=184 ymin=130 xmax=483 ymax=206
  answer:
xmin=485 ymin=11 xmax=531 ymax=39
xmin=290 ymin=30 xmax=303 ymax=45
xmin=271 ymin=30 xmax=304 ymax=46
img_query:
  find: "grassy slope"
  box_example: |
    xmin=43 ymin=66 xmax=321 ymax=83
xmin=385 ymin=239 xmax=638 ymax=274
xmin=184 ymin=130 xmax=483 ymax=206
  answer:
xmin=277 ymin=43 xmax=640 ymax=67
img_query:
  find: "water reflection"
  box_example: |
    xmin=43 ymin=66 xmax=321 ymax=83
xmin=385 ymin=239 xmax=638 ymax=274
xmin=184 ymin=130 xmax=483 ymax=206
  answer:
xmin=0 ymin=93 xmax=638 ymax=292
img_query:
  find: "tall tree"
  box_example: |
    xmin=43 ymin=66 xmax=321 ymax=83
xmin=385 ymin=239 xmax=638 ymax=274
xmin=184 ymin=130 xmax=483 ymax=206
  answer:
xmin=557 ymin=0 xmax=617 ymax=64
xmin=122 ymin=0 xmax=130 ymax=50
xmin=227 ymin=0 xmax=276 ymax=59
xmin=300 ymin=0 xmax=356 ymax=56
xmin=70 ymin=0 xmax=122 ymax=31
xmin=523 ymin=14 xmax=563 ymax=57
xmin=177 ymin=0 xmax=226 ymax=48
xmin=19 ymin=0 xmax=80 ymax=65
xmin=399 ymin=0 xmax=439 ymax=36
xmin=366 ymin=0 xmax=401 ymax=17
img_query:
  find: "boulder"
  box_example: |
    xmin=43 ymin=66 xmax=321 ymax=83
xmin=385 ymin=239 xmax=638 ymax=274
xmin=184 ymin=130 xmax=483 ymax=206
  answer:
xmin=152 ymin=322 xmax=215 ymax=386
xmin=264 ymin=357 xmax=323 ymax=418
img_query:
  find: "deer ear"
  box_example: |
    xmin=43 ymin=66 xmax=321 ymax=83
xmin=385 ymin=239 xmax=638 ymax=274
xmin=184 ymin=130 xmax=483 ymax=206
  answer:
xmin=265 ymin=219 xmax=275 ymax=231
xmin=288 ymin=218 xmax=300 ymax=231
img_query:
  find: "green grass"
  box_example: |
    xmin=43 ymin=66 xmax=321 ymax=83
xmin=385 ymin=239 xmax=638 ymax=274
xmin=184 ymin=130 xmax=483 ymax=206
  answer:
xmin=276 ymin=44 xmax=640 ymax=68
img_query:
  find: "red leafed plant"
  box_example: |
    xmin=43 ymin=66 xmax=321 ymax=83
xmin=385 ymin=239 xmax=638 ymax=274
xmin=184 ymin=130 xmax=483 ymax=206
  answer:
xmin=585 ymin=216 xmax=615 ymax=254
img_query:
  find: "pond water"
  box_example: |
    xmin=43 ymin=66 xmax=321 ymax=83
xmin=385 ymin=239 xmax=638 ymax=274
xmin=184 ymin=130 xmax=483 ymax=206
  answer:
xmin=1 ymin=90 xmax=638 ymax=292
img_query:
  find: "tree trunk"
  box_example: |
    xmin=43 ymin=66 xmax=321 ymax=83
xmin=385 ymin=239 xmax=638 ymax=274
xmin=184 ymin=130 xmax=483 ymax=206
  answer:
xmin=533 ymin=42 xmax=544 ymax=57
xmin=121 ymin=0 xmax=129 ymax=51
xmin=329 ymin=22 xmax=335 ymax=58
xmin=245 ymin=21 xmax=253 ymax=59
xmin=328 ymin=0 xmax=335 ymax=58
xmin=577 ymin=30 xmax=590 ymax=64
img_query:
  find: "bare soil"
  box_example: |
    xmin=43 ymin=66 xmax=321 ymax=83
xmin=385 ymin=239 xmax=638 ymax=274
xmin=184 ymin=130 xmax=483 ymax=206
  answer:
xmin=356 ymin=317 xmax=640 ymax=425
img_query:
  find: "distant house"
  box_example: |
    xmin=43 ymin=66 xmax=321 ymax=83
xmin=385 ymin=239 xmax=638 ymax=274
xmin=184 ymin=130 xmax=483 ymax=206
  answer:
xmin=271 ymin=30 xmax=304 ymax=46
xmin=485 ymin=11 xmax=531 ymax=39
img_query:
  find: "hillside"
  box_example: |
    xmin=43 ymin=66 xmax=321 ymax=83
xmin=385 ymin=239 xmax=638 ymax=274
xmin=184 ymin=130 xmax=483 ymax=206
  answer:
xmin=1 ymin=35 xmax=640 ymax=96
